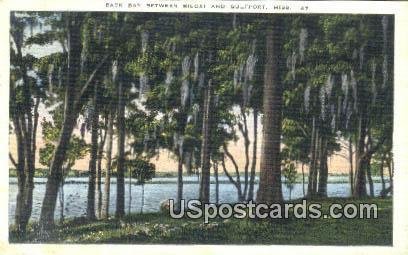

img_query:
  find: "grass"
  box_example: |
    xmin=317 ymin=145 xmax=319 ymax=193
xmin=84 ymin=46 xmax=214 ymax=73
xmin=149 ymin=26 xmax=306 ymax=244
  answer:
xmin=9 ymin=197 xmax=392 ymax=245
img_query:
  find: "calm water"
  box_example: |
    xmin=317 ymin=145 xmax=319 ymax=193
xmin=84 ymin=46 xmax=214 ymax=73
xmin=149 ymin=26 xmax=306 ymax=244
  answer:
xmin=8 ymin=176 xmax=388 ymax=223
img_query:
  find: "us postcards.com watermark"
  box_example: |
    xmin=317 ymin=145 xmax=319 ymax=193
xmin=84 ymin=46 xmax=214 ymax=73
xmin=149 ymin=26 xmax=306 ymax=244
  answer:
xmin=168 ymin=199 xmax=378 ymax=223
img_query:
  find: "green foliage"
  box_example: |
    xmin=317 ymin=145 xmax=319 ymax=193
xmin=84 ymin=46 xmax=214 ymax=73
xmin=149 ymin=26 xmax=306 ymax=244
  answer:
xmin=282 ymin=160 xmax=297 ymax=191
xmin=130 ymin=158 xmax=156 ymax=185
xmin=39 ymin=116 xmax=89 ymax=170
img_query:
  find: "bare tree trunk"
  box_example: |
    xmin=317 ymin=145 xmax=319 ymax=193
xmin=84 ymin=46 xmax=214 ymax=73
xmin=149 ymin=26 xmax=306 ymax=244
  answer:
xmin=353 ymin=113 xmax=368 ymax=197
xmin=87 ymin=82 xmax=99 ymax=220
xmin=199 ymin=79 xmax=213 ymax=203
xmin=141 ymin=184 xmax=145 ymax=214
xmin=214 ymin=161 xmax=219 ymax=204
xmin=186 ymin=151 xmax=194 ymax=175
xmin=307 ymin=118 xmax=317 ymax=198
xmin=102 ymin=110 xmax=114 ymax=219
xmin=96 ymin=118 xmax=107 ymax=219
xmin=366 ymin=155 xmax=374 ymax=197
xmin=116 ymin=78 xmax=126 ymax=218
xmin=239 ymin=108 xmax=250 ymax=199
xmin=312 ymin=132 xmax=321 ymax=195
xmin=348 ymin=136 xmax=354 ymax=195
xmin=247 ymin=109 xmax=258 ymax=201
xmin=302 ymin=163 xmax=305 ymax=197
xmin=177 ymin=153 xmax=184 ymax=209
xmin=380 ymin=157 xmax=385 ymax=192
xmin=128 ymin=167 xmax=132 ymax=215
xmin=317 ymin=137 xmax=328 ymax=197
xmin=388 ymin=155 xmax=393 ymax=194
xmin=257 ymin=18 xmax=284 ymax=204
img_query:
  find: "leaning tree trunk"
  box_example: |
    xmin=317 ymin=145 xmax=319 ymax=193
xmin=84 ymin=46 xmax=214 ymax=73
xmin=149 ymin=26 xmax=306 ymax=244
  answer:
xmin=39 ymin=14 xmax=84 ymax=231
xmin=199 ymin=79 xmax=213 ymax=203
xmin=116 ymin=77 xmax=126 ymax=218
xmin=256 ymin=17 xmax=284 ymax=204
xmin=102 ymin=110 xmax=114 ymax=219
xmin=39 ymin=13 xmax=106 ymax=230
xmin=247 ymin=109 xmax=258 ymax=201
xmin=86 ymin=82 xmax=99 ymax=220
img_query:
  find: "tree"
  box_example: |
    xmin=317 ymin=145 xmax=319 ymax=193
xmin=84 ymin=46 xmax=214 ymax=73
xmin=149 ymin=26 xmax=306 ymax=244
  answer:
xmin=39 ymin=13 xmax=108 ymax=230
xmin=257 ymin=16 xmax=284 ymax=203
xmin=39 ymin=117 xmax=88 ymax=222
xmin=282 ymin=160 xmax=297 ymax=200
xmin=101 ymin=107 xmax=115 ymax=219
xmin=10 ymin=12 xmax=45 ymax=236
xmin=131 ymin=159 xmax=155 ymax=213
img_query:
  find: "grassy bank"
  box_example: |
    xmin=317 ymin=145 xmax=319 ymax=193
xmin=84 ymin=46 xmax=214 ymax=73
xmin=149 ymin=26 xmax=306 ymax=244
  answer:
xmin=10 ymin=198 xmax=392 ymax=245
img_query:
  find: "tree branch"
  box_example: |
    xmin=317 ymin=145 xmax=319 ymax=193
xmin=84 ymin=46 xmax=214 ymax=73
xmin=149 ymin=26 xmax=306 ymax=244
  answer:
xmin=9 ymin=153 xmax=18 ymax=168
xmin=364 ymin=134 xmax=387 ymax=159
xmin=222 ymin=143 xmax=240 ymax=178
xmin=74 ymin=55 xmax=109 ymax=110
xmin=221 ymin=156 xmax=243 ymax=199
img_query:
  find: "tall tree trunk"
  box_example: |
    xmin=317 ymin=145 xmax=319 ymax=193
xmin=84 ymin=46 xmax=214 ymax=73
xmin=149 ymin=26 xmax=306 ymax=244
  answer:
xmin=96 ymin=119 xmax=107 ymax=219
xmin=380 ymin=157 xmax=385 ymax=192
xmin=199 ymin=79 xmax=213 ymax=203
xmin=366 ymin=155 xmax=374 ymax=197
xmin=317 ymin=137 xmax=328 ymax=197
xmin=214 ymin=161 xmax=219 ymax=204
xmin=102 ymin=110 xmax=114 ymax=219
xmin=10 ymin=14 xmax=40 ymax=235
xmin=387 ymin=156 xmax=393 ymax=194
xmin=301 ymin=163 xmax=305 ymax=197
xmin=312 ymin=132 xmax=321 ymax=195
xmin=87 ymin=82 xmax=99 ymax=220
xmin=40 ymin=111 xmax=78 ymax=230
xmin=348 ymin=136 xmax=354 ymax=195
xmin=128 ymin=167 xmax=132 ymax=215
xmin=39 ymin=13 xmax=106 ymax=230
xmin=116 ymin=78 xmax=126 ymax=218
xmin=247 ymin=109 xmax=258 ymax=201
xmin=177 ymin=153 xmax=184 ymax=209
xmin=307 ymin=117 xmax=317 ymax=198
xmin=39 ymin=14 xmax=84 ymax=230
xmin=353 ymin=113 xmax=368 ymax=197
xmin=141 ymin=184 xmax=145 ymax=213
xmin=257 ymin=17 xmax=284 ymax=204
xmin=240 ymin=108 xmax=250 ymax=199
xmin=186 ymin=151 xmax=193 ymax=175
